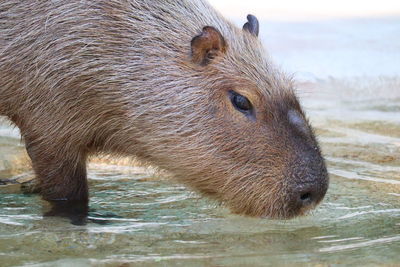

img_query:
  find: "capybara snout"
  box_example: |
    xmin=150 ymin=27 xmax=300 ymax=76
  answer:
xmin=281 ymin=109 xmax=329 ymax=217
xmin=284 ymin=151 xmax=329 ymax=218
xmin=0 ymin=0 xmax=328 ymax=219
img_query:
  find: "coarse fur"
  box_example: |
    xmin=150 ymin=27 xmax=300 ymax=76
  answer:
xmin=0 ymin=0 xmax=328 ymax=218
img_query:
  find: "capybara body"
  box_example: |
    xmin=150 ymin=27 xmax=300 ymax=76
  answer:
xmin=0 ymin=0 xmax=328 ymax=218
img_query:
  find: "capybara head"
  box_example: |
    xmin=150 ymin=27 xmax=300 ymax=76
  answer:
xmin=132 ymin=13 xmax=329 ymax=219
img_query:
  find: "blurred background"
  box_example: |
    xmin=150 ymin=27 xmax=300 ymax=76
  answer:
xmin=211 ymin=0 xmax=400 ymax=20
xmin=210 ymin=0 xmax=400 ymax=79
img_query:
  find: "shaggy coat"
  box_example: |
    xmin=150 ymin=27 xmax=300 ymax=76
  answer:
xmin=0 ymin=0 xmax=328 ymax=218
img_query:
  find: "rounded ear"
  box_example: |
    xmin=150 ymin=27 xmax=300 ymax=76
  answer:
xmin=243 ymin=14 xmax=259 ymax=37
xmin=191 ymin=26 xmax=227 ymax=66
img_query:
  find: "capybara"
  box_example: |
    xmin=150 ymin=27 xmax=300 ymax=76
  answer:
xmin=0 ymin=0 xmax=328 ymax=218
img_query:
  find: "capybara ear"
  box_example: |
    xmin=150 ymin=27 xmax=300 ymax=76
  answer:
xmin=243 ymin=14 xmax=259 ymax=37
xmin=191 ymin=26 xmax=227 ymax=66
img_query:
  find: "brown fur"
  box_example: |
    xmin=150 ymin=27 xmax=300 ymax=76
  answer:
xmin=0 ymin=0 xmax=328 ymax=218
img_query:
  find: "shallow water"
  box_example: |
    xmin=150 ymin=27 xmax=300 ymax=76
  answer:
xmin=1 ymin=17 xmax=400 ymax=266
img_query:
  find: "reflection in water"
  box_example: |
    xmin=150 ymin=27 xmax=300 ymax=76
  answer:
xmin=1 ymin=17 xmax=400 ymax=266
xmin=44 ymin=200 xmax=90 ymax=226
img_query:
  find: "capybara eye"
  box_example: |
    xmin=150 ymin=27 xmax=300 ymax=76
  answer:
xmin=229 ymin=90 xmax=253 ymax=114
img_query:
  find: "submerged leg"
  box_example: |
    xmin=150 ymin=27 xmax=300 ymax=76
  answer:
xmin=45 ymin=200 xmax=89 ymax=225
xmin=25 ymin=140 xmax=89 ymax=202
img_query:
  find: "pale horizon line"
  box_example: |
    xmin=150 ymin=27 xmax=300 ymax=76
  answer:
xmin=209 ymin=0 xmax=400 ymax=21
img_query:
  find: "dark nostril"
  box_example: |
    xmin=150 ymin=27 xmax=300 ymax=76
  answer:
xmin=299 ymin=191 xmax=313 ymax=206
xmin=300 ymin=192 xmax=311 ymax=201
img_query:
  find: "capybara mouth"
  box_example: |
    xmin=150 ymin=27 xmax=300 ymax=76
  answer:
xmin=224 ymin=197 xmax=320 ymax=220
xmin=277 ymin=200 xmax=321 ymax=220
xmin=229 ymin=202 xmax=317 ymax=220
xmin=220 ymin=172 xmax=329 ymax=219
xmin=257 ymin=200 xmax=321 ymax=220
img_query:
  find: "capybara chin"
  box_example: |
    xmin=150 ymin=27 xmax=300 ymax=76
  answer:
xmin=0 ymin=0 xmax=328 ymax=219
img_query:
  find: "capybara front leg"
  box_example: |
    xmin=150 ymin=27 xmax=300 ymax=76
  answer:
xmin=26 ymin=142 xmax=89 ymax=202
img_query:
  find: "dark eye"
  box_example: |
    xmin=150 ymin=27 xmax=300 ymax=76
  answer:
xmin=229 ymin=90 xmax=253 ymax=114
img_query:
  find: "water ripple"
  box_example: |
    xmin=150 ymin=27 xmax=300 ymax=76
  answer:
xmin=319 ymin=235 xmax=400 ymax=252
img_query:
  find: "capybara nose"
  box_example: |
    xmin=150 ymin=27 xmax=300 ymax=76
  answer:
xmin=298 ymin=189 xmax=316 ymax=207
xmin=294 ymin=182 xmax=327 ymax=211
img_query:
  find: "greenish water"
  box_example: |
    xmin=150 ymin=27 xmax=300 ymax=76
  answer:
xmin=1 ymin=18 xmax=400 ymax=266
